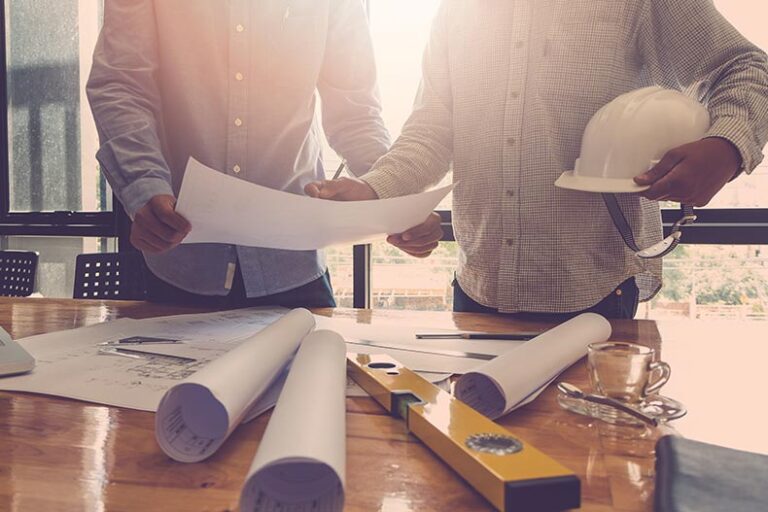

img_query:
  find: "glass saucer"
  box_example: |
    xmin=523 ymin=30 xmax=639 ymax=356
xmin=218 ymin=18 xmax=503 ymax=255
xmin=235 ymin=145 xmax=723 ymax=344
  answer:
xmin=557 ymin=391 xmax=687 ymax=426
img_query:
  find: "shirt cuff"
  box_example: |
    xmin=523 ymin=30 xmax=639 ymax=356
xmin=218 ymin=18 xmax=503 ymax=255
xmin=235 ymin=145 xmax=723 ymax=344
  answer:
xmin=706 ymin=116 xmax=765 ymax=175
xmin=361 ymin=166 xmax=411 ymax=199
xmin=119 ymin=177 xmax=175 ymax=219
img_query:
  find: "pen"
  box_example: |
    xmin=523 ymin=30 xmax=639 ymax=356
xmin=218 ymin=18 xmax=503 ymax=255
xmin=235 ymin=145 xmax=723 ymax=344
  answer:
xmin=98 ymin=347 xmax=198 ymax=363
xmin=415 ymin=332 xmax=541 ymax=341
xmin=331 ymin=160 xmax=347 ymax=180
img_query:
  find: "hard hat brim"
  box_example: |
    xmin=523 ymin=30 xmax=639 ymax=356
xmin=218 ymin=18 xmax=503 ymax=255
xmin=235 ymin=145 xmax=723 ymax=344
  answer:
xmin=555 ymin=171 xmax=650 ymax=194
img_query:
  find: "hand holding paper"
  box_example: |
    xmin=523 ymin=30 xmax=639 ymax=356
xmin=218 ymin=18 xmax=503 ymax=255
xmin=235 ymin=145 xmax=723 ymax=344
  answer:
xmin=175 ymin=158 xmax=452 ymax=250
xmin=304 ymin=177 xmax=445 ymax=257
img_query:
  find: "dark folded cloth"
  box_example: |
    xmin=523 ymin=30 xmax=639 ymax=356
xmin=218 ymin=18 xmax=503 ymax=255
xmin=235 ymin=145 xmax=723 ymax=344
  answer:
xmin=655 ymin=435 xmax=768 ymax=512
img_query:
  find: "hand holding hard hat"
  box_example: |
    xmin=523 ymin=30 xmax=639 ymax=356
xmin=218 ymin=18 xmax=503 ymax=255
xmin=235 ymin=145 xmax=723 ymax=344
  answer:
xmin=556 ymin=86 xmax=712 ymax=193
xmin=556 ymin=86 xmax=742 ymax=258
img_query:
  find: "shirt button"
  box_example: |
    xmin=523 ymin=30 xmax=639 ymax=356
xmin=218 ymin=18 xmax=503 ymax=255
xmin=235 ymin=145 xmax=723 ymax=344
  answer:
xmin=509 ymin=91 xmax=520 ymax=100
xmin=235 ymin=72 xmax=244 ymax=81
xmin=506 ymin=189 xmax=515 ymax=197
xmin=234 ymin=118 xmax=243 ymax=127
xmin=236 ymin=24 xmax=245 ymax=33
xmin=506 ymin=137 xmax=516 ymax=146
xmin=505 ymin=238 xmax=514 ymax=246
xmin=514 ymin=41 xmax=525 ymax=49
xmin=233 ymin=165 xmax=241 ymax=174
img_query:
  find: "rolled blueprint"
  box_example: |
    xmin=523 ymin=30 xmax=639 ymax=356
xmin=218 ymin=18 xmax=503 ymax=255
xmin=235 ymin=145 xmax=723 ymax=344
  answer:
xmin=240 ymin=330 xmax=347 ymax=512
xmin=155 ymin=308 xmax=315 ymax=462
xmin=455 ymin=313 xmax=612 ymax=419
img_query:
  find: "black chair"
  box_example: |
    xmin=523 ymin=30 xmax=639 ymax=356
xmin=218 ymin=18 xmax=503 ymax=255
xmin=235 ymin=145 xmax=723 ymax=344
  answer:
xmin=0 ymin=250 xmax=39 ymax=297
xmin=73 ymin=252 xmax=147 ymax=300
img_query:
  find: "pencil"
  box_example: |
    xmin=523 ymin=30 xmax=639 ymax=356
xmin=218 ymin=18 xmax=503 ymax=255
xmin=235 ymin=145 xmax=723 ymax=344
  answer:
xmin=332 ymin=160 xmax=346 ymax=180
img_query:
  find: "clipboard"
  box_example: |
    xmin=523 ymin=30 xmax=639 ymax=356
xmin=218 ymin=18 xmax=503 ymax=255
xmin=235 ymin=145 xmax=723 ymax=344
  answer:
xmin=347 ymin=353 xmax=580 ymax=512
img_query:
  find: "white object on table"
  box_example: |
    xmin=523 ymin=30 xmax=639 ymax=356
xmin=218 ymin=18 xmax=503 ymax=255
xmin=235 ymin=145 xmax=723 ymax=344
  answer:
xmin=0 ymin=326 xmax=35 ymax=377
xmin=155 ymin=308 xmax=315 ymax=463
xmin=454 ymin=313 xmax=612 ymax=419
xmin=240 ymin=330 xmax=347 ymax=512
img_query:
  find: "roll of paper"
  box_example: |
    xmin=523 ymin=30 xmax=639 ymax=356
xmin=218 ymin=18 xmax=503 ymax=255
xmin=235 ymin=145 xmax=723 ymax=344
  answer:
xmin=455 ymin=313 xmax=612 ymax=419
xmin=155 ymin=308 xmax=315 ymax=462
xmin=240 ymin=330 xmax=347 ymax=512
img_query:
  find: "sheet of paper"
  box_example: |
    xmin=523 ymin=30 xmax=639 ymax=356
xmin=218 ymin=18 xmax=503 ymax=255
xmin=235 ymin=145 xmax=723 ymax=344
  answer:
xmin=176 ymin=158 xmax=453 ymax=250
xmin=240 ymin=330 xmax=347 ymax=512
xmin=0 ymin=308 xmax=291 ymax=411
xmin=313 ymin=315 xmax=521 ymax=374
xmin=155 ymin=309 xmax=315 ymax=463
xmin=454 ymin=313 xmax=612 ymax=419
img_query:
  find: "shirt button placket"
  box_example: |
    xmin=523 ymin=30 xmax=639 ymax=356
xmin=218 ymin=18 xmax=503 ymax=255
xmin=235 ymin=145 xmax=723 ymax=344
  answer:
xmin=228 ymin=2 xmax=248 ymax=179
xmin=500 ymin=2 xmax=532 ymax=311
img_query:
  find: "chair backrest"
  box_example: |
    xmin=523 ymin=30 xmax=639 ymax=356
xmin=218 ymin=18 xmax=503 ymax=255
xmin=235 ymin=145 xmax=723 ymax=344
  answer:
xmin=0 ymin=251 xmax=39 ymax=298
xmin=73 ymin=252 xmax=147 ymax=300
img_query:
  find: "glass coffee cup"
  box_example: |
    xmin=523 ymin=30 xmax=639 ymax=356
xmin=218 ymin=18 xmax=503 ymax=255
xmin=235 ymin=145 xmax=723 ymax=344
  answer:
xmin=587 ymin=342 xmax=671 ymax=404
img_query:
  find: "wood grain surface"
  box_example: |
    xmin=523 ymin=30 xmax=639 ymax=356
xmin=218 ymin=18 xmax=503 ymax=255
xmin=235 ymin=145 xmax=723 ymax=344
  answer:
xmin=0 ymin=298 xmax=765 ymax=511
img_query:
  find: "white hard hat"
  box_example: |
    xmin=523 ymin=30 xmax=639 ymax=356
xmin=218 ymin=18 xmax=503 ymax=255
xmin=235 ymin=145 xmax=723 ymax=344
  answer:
xmin=555 ymin=86 xmax=711 ymax=193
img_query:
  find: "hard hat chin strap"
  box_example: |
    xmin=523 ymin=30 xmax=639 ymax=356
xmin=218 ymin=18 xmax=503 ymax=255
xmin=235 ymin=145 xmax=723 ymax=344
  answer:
xmin=601 ymin=194 xmax=696 ymax=259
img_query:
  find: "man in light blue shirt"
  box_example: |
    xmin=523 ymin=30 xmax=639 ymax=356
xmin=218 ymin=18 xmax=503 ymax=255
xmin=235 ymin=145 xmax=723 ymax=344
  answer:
xmin=87 ymin=0 xmax=390 ymax=307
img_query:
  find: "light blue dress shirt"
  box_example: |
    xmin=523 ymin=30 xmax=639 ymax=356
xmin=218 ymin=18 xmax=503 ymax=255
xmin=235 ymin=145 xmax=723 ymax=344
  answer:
xmin=87 ymin=0 xmax=390 ymax=296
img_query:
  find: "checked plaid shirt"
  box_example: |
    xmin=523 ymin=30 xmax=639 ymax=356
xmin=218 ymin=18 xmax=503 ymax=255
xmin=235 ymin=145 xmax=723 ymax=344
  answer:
xmin=362 ymin=0 xmax=768 ymax=313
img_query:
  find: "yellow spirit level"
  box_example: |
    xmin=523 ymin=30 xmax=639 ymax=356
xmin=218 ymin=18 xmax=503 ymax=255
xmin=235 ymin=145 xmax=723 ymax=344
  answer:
xmin=347 ymin=353 xmax=580 ymax=511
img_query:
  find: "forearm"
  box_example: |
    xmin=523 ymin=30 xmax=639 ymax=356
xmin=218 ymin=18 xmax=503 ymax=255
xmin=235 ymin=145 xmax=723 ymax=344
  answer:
xmin=640 ymin=0 xmax=768 ymax=174
xmin=362 ymin=105 xmax=454 ymax=199
xmin=86 ymin=0 xmax=173 ymax=217
xmin=703 ymin=49 xmax=768 ymax=174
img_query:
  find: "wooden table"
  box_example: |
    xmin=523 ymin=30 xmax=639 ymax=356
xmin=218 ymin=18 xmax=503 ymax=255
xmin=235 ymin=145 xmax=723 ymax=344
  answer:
xmin=0 ymin=298 xmax=765 ymax=511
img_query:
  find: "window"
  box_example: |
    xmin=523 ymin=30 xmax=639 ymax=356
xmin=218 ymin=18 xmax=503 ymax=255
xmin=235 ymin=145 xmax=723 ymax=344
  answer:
xmin=3 ymin=0 xmax=107 ymax=214
xmin=1 ymin=1 xmax=116 ymax=298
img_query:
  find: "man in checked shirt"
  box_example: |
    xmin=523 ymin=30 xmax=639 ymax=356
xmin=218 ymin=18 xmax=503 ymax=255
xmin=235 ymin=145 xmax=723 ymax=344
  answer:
xmin=307 ymin=0 xmax=768 ymax=319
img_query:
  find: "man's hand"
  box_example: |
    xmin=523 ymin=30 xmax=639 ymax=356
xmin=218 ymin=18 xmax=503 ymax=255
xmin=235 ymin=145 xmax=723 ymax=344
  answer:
xmin=634 ymin=138 xmax=742 ymax=206
xmin=305 ymin=178 xmax=443 ymax=258
xmin=304 ymin=177 xmax=378 ymax=201
xmin=131 ymin=195 xmax=191 ymax=254
xmin=387 ymin=212 xmax=444 ymax=258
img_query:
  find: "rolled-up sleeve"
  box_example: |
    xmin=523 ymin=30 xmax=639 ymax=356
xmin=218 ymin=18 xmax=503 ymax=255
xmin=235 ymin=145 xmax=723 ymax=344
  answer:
xmin=638 ymin=0 xmax=768 ymax=174
xmin=318 ymin=0 xmax=391 ymax=177
xmin=86 ymin=0 xmax=173 ymax=217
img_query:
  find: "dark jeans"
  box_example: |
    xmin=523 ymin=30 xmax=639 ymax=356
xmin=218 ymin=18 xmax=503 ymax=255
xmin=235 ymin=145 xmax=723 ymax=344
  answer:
xmin=146 ymin=264 xmax=337 ymax=309
xmin=453 ymin=277 xmax=640 ymax=320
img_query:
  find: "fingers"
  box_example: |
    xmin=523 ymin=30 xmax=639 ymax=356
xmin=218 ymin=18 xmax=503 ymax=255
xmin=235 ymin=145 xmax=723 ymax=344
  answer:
xmin=387 ymin=213 xmax=443 ymax=258
xmin=304 ymin=178 xmax=378 ymax=201
xmin=304 ymin=182 xmax=322 ymax=198
xmin=140 ymin=209 xmax=186 ymax=244
xmin=131 ymin=195 xmax=191 ymax=254
xmin=401 ymin=213 xmax=443 ymax=242
xmin=641 ymin=151 xmax=691 ymax=202
xmin=634 ymin=149 xmax=685 ymax=187
xmin=151 ymin=196 xmax=191 ymax=233
xmin=130 ymin=229 xmax=167 ymax=254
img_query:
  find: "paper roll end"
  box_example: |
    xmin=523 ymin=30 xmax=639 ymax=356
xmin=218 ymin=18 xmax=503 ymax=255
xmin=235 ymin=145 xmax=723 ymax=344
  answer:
xmin=155 ymin=383 xmax=228 ymax=463
xmin=240 ymin=461 xmax=344 ymax=512
xmin=454 ymin=372 xmax=506 ymax=420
